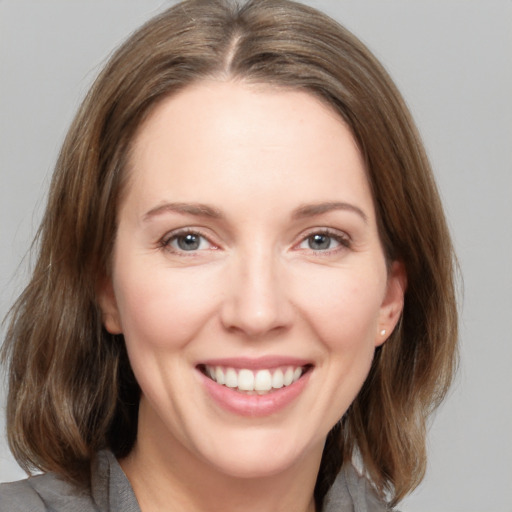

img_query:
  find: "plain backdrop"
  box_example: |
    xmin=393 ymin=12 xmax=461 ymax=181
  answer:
xmin=1 ymin=1 xmax=511 ymax=511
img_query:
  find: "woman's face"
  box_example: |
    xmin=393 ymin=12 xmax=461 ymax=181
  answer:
xmin=100 ymin=81 xmax=405 ymax=479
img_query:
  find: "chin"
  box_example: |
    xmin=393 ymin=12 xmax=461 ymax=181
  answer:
xmin=191 ymin=424 xmax=324 ymax=481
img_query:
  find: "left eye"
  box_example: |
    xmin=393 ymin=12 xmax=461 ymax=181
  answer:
xmin=167 ymin=232 xmax=211 ymax=252
xmin=298 ymin=233 xmax=344 ymax=251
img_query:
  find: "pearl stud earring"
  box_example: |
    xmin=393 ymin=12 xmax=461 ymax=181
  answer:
xmin=380 ymin=329 xmax=386 ymax=336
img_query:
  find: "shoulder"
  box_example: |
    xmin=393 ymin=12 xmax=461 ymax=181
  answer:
xmin=0 ymin=476 xmax=47 ymax=512
xmin=0 ymin=451 xmax=139 ymax=512
xmin=0 ymin=471 xmax=96 ymax=512
xmin=323 ymin=463 xmax=393 ymax=512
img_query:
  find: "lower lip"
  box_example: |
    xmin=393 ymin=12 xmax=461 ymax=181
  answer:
xmin=199 ymin=369 xmax=312 ymax=417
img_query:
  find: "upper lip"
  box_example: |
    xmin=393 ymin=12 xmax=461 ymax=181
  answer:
xmin=196 ymin=355 xmax=313 ymax=370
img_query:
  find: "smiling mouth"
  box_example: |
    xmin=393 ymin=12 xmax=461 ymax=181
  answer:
xmin=197 ymin=364 xmax=313 ymax=395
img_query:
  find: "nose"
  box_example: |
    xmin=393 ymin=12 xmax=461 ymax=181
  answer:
xmin=219 ymin=249 xmax=294 ymax=338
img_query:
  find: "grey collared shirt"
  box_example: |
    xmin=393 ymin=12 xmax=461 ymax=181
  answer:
xmin=0 ymin=451 xmax=389 ymax=511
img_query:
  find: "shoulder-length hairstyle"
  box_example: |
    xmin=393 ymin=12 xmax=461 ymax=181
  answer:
xmin=2 ymin=0 xmax=458 ymax=507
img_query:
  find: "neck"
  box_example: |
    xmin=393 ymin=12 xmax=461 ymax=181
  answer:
xmin=120 ymin=402 xmax=323 ymax=512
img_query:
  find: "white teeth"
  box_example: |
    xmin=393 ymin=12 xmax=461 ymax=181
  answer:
xmin=238 ymin=369 xmax=255 ymax=391
xmin=225 ymin=368 xmax=237 ymax=388
xmin=204 ymin=365 xmax=306 ymax=394
xmin=271 ymin=369 xmax=284 ymax=389
xmin=215 ymin=367 xmax=225 ymax=385
xmin=283 ymin=367 xmax=294 ymax=386
xmin=254 ymin=369 xmax=272 ymax=391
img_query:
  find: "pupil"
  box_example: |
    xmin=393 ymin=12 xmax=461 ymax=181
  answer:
xmin=309 ymin=234 xmax=330 ymax=250
xmin=178 ymin=234 xmax=200 ymax=251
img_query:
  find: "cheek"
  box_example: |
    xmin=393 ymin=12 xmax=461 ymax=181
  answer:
xmin=293 ymin=264 xmax=385 ymax=351
xmin=112 ymin=262 xmax=220 ymax=351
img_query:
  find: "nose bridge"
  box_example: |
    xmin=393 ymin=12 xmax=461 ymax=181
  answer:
xmin=221 ymin=243 xmax=291 ymax=337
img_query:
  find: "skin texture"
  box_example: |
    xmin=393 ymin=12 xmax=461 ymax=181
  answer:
xmin=99 ymin=80 xmax=405 ymax=512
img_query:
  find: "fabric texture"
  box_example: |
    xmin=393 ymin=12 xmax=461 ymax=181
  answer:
xmin=0 ymin=450 xmax=389 ymax=511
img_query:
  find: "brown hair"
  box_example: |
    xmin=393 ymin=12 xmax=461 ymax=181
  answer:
xmin=2 ymin=0 xmax=458 ymax=506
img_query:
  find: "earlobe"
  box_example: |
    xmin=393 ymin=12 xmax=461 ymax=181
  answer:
xmin=376 ymin=261 xmax=407 ymax=346
xmin=97 ymin=277 xmax=123 ymax=334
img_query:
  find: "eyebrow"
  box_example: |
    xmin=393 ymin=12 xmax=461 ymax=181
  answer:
xmin=143 ymin=202 xmax=224 ymax=221
xmin=291 ymin=201 xmax=368 ymax=223
xmin=142 ymin=200 xmax=368 ymax=224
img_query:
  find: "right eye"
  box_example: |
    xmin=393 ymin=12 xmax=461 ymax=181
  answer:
xmin=162 ymin=230 xmax=214 ymax=253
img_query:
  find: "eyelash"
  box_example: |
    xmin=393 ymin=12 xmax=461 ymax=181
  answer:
xmin=159 ymin=228 xmax=351 ymax=255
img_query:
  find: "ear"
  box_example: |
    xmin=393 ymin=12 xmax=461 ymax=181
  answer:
xmin=375 ymin=261 xmax=407 ymax=347
xmin=97 ymin=277 xmax=123 ymax=334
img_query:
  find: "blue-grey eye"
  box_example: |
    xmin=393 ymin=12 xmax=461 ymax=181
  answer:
xmin=298 ymin=232 xmax=346 ymax=252
xmin=171 ymin=233 xmax=208 ymax=251
xmin=308 ymin=233 xmax=333 ymax=250
xmin=178 ymin=234 xmax=200 ymax=250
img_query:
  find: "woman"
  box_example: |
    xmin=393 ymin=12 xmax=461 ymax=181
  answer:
xmin=1 ymin=0 xmax=458 ymax=510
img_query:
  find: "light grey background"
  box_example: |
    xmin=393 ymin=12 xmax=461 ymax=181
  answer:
xmin=1 ymin=1 xmax=511 ymax=511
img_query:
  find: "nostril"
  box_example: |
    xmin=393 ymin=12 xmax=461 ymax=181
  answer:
xmin=220 ymin=307 xmax=293 ymax=338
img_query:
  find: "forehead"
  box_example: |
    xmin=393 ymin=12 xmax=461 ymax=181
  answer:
xmin=123 ymin=80 xmax=373 ymax=220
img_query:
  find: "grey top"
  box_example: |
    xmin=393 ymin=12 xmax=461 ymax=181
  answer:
xmin=0 ymin=451 xmax=389 ymax=511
